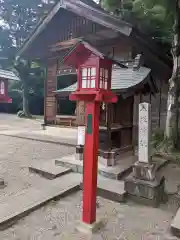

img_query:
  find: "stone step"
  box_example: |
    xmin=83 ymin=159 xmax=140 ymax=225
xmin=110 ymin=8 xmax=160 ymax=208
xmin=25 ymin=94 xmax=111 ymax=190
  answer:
xmin=97 ymin=177 xmax=126 ymax=202
xmin=29 ymin=160 xmax=72 ymax=179
xmin=0 ymin=173 xmax=81 ymax=230
xmin=55 ymin=154 xmax=135 ymax=180
xmin=80 ymin=176 xmax=126 ymax=202
xmin=171 ymin=207 xmax=180 ymax=237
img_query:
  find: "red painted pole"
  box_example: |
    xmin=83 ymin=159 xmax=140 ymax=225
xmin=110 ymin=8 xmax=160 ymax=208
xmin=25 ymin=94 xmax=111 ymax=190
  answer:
xmin=82 ymin=101 xmax=100 ymax=224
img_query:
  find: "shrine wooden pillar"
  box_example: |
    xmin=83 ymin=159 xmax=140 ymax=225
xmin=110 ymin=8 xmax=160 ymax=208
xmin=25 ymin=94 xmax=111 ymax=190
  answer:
xmin=44 ymin=58 xmax=58 ymax=124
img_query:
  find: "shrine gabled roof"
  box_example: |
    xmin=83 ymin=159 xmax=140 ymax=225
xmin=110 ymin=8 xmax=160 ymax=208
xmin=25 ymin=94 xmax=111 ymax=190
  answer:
xmin=17 ymin=0 xmax=172 ymax=79
xmin=0 ymin=69 xmax=20 ymax=81
xmin=55 ymin=66 xmax=152 ymax=94
xmin=18 ymin=0 xmax=132 ymax=57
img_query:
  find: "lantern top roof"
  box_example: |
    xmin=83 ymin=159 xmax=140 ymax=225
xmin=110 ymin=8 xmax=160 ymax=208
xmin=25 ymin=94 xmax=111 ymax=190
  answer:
xmin=61 ymin=40 xmax=127 ymax=69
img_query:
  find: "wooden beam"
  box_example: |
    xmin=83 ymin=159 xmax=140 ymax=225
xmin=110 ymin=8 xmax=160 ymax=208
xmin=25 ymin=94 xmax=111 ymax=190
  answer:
xmin=49 ymin=38 xmax=81 ymax=52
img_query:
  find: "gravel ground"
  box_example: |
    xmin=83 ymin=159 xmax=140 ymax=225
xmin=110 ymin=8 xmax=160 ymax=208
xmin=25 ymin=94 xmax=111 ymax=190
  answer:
xmin=0 ymin=192 xmax=178 ymax=240
xmin=0 ymin=115 xmax=177 ymax=239
xmin=0 ymin=135 xmax=74 ymax=203
xmin=0 ymin=135 xmax=177 ymax=240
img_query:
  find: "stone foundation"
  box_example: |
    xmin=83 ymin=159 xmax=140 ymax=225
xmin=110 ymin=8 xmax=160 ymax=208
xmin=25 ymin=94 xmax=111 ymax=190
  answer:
xmin=75 ymin=146 xmax=133 ymax=167
xmin=76 ymin=219 xmax=105 ymax=234
xmin=125 ymin=174 xmax=165 ymax=207
xmin=75 ymin=145 xmax=119 ymax=166
xmin=125 ymin=161 xmax=165 ymax=207
xmin=133 ymin=161 xmax=156 ymax=181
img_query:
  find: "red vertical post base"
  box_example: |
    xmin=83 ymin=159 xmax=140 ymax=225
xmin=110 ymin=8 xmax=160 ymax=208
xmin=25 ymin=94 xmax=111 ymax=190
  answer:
xmin=82 ymin=101 xmax=100 ymax=225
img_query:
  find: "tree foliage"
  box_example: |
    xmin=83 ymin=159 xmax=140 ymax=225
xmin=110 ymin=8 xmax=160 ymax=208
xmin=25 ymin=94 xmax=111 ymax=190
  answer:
xmin=103 ymin=0 xmax=174 ymax=43
xmin=0 ymin=0 xmax=56 ymax=115
xmin=103 ymin=0 xmax=180 ymax=148
xmin=0 ymin=0 xmax=56 ymax=47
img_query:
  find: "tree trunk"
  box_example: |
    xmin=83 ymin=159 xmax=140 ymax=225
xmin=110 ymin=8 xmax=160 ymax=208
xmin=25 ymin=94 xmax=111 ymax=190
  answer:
xmin=22 ymin=79 xmax=30 ymax=117
xmin=165 ymin=1 xmax=180 ymax=148
xmin=165 ymin=57 xmax=178 ymax=139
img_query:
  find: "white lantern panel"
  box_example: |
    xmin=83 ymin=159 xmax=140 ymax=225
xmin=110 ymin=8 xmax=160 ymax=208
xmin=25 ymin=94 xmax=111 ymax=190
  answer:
xmin=105 ymin=81 xmax=108 ymax=89
xmin=88 ymin=68 xmax=91 ymax=76
xmin=100 ymin=80 xmax=103 ymax=88
xmin=91 ymin=67 xmax=96 ymax=77
xmin=88 ymin=80 xmax=91 ymax=88
xmin=82 ymin=68 xmax=87 ymax=77
xmin=82 ymin=79 xmax=86 ymax=88
xmin=91 ymin=79 xmax=95 ymax=88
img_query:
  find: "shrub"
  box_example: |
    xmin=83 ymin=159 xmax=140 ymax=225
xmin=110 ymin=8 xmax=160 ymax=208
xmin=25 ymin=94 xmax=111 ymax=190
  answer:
xmin=152 ymin=129 xmax=164 ymax=149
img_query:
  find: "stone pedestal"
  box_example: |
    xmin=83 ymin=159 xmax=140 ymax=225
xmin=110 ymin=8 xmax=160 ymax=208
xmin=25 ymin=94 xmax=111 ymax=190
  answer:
xmin=125 ymin=103 xmax=165 ymax=206
xmin=76 ymin=218 xmax=105 ymax=234
xmin=125 ymin=161 xmax=165 ymax=207
xmin=133 ymin=161 xmax=156 ymax=181
xmin=98 ymin=150 xmax=117 ymax=167
xmin=75 ymin=145 xmax=84 ymax=161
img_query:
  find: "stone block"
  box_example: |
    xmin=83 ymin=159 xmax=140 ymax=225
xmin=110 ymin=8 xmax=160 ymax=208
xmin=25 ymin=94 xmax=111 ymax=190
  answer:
xmin=55 ymin=154 xmax=134 ymax=180
xmin=80 ymin=177 xmax=127 ymax=203
xmin=99 ymin=151 xmax=117 ymax=167
xmin=76 ymin=219 xmax=105 ymax=234
xmin=133 ymin=161 xmax=156 ymax=181
xmin=124 ymin=174 xmax=165 ymax=207
xmin=29 ymin=161 xmax=71 ymax=180
xmin=75 ymin=153 xmax=83 ymax=161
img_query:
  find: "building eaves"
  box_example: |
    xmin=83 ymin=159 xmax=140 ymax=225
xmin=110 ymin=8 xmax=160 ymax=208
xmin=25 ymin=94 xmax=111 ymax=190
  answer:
xmin=18 ymin=0 xmax=132 ymax=57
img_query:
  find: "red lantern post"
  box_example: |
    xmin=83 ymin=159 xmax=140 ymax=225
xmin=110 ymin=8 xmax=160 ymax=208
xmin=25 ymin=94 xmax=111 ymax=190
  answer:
xmin=63 ymin=41 xmax=117 ymax=226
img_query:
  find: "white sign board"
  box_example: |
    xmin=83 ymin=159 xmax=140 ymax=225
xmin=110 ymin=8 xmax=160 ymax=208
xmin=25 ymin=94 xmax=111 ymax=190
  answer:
xmin=138 ymin=102 xmax=151 ymax=163
xmin=77 ymin=126 xmax=85 ymax=146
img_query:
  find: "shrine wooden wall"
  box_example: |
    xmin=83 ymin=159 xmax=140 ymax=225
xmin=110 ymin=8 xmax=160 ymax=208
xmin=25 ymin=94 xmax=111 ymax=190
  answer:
xmin=26 ymin=9 xmax=105 ymax=58
xmin=44 ymin=18 xmax=168 ymax=132
xmin=44 ymin=59 xmax=57 ymax=124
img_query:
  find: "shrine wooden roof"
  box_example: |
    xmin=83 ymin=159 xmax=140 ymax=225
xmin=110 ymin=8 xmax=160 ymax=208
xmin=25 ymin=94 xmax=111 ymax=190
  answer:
xmin=18 ymin=0 xmax=172 ymax=80
xmin=55 ymin=66 xmax=156 ymax=96
xmin=0 ymin=70 xmax=20 ymax=81
xmin=18 ymin=0 xmax=131 ymax=58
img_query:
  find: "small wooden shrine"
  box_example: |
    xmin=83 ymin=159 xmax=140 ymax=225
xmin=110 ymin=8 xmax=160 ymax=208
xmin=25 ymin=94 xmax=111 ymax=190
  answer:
xmin=18 ymin=0 xmax=172 ymax=165
xmin=55 ymin=43 xmax=158 ymax=164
